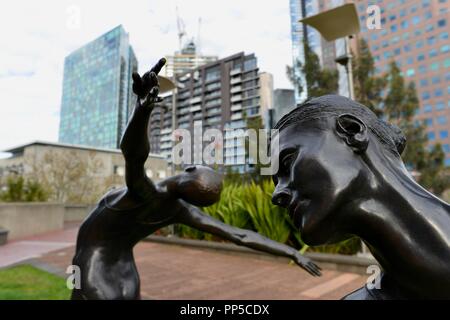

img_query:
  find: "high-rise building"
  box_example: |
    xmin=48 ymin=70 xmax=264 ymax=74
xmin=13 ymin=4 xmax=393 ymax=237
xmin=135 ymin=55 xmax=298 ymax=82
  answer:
xmin=353 ymin=0 xmax=450 ymax=166
xmin=163 ymin=41 xmax=218 ymax=79
xmin=149 ymin=52 xmax=265 ymax=173
xmin=273 ymin=89 xmax=296 ymax=124
xmin=58 ymin=25 xmax=138 ymax=149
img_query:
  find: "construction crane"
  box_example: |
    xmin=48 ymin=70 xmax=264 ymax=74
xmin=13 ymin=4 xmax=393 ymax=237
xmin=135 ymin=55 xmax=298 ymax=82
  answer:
xmin=176 ymin=6 xmax=186 ymax=51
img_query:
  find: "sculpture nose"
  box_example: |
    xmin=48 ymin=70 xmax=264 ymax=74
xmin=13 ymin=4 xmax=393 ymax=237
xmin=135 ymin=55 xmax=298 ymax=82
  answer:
xmin=272 ymin=189 xmax=292 ymax=208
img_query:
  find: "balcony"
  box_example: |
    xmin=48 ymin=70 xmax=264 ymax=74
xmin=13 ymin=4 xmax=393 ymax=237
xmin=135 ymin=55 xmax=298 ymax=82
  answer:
xmin=231 ymin=113 xmax=242 ymax=121
xmin=231 ymin=95 xmax=242 ymax=102
xmin=230 ymin=77 xmax=242 ymax=85
xmin=230 ymin=68 xmax=242 ymax=76
xmin=190 ymin=97 xmax=202 ymax=104
xmin=230 ymin=86 xmax=242 ymax=93
xmin=231 ymin=104 xmax=242 ymax=111
xmin=190 ymin=105 xmax=202 ymax=112
xmin=161 ymin=128 xmax=172 ymax=135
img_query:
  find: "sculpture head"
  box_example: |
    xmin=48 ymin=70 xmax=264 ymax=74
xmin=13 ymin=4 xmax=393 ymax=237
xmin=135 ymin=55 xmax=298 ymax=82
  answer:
xmin=170 ymin=165 xmax=223 ymax=207
xmin=271 ymin=95 xmax=406 ymax=245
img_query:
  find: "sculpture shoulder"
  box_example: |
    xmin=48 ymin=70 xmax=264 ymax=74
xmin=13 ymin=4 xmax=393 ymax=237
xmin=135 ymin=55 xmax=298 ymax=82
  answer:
xmin=103 ymin=187 xmax=154 ymax=211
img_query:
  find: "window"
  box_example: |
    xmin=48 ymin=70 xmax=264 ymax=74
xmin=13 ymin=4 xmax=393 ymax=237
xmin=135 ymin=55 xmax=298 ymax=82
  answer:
xmin=412 ymin=16 xmax=421 ymax=25
xmin=426 ymin=24 xmax=434 ymax=32
xmin=417 ymin=53 xmax=425 ymax=61
xmin=418 ymin=65 xmax=427 ymax=73
xmin=436 ymin=102 xmax=445 ymax=110
xmin=401 ymin=20 xmax=409 ymax=29
xmin=390 ymin=24 xmax=398 ymax=32
xmin=416 ymin=40 xmax=424 ymax=48
xmin=424 ymin=104 xmax=433 ymax=112
xmin=399 ymin=9 xmax=406 ymax=17
xmin=406 ymin=68 xmax=415 ymax=76
xmin=442 ymin=45 xmax=450 ymax=53
xmin=394 ymin=48 xmax=401 ymax=55
xmin=427 ymin=36 xmax=436 ymax=45
xmin=424 ymin=118 xmax=433 ymax=126
xmin=382 ymin=40 xmax=389 ymax=48
xmin=407 ymin=56 xmax=414 ymax=64
xmin=430 ymin=49 xmax=438 ymax=58
xmin=424 ymin=11 xmax=432 ymax=19
xmin=443 ymin=144 xmax=450 ymax=153
xmin=422 ymin=91 xmax=430 ymax=100
xmin=431 ymin=62 xmax=439 ymax=71
xmin=420 ymin=79 xmax=429 ymax=87
xmin=438 ymin=19 xmax=447 ymax=28
xmin=432 ymin=76 xmax=441 ymax=84
xmin=440 ymin=32 xmax=449 ymax=40
xmin=435 ymin=88 xmax=443 ymax=97
xmin=440 ymin=130 xmax=449 ymax=139
xmin=384 ymin=51 xmax=393 ymax=59
xmin=389 ymin=14 xmax=396 ymax=21
xmin=428 ymin=131 xmax=436 ymax=140
xmin=437 ymin=116 xmax=447 ymax=125
xmin=404 ymin=44 xmax=411 ymax=52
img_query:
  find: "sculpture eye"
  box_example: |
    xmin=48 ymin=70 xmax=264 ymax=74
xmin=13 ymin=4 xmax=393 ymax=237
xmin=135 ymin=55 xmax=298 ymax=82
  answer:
xmin=281 ymin=153 xmax=295 ymax=171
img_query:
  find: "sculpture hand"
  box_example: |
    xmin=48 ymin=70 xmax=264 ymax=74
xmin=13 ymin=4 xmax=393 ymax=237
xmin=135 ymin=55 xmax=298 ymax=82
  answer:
xmin=294 ymin=253 xmax=322 ymax=276
xmin=132 ymin=57 xmax=166 ymax=108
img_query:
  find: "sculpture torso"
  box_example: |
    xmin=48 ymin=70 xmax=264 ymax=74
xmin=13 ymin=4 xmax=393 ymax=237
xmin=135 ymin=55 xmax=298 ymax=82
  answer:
xmin=71 ymin=186 xmax=182 ymax=300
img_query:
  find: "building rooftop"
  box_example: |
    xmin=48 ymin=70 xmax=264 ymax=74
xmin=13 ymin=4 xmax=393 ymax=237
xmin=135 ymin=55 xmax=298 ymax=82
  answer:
xmin=1 ymin=141 xmax=165 ymax=159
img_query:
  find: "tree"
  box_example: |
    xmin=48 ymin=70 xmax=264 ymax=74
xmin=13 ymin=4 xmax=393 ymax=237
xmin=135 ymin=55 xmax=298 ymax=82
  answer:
xmin=384 ymin=61 xmax=448 ymax=195
xmin=0 ymin=175 xmax=49 ymax=202
xmin=352 ymin=38 xmax=387 ymax=116
xmin=29 ymin=150 xmax=108 ymax=204
xmin=287 ymin=41 xmax=339 ymax=100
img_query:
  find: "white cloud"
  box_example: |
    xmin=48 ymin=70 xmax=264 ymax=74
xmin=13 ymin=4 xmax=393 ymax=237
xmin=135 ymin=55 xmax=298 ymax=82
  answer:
xmin=0 ymin=0 xmax=294 ymax=150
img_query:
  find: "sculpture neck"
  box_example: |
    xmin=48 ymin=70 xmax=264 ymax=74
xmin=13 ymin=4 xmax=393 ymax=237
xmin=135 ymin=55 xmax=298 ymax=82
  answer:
xmin=353 ymin=145 xmax=450 ymax=297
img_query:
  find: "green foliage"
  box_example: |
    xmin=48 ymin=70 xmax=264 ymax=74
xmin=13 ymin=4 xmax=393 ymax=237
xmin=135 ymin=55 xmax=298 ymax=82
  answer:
xmin=384 ymin=61 xmax=449 ymax=195
xmin=0 ymin=175 xmax=49 ymax=202
xmin=0 ymin=265 xmax=70 ymax=300
xmin=287 ymin=41 xmax=339 ymax=99
xmin=238 ymin=181 xmax=291 ymax=243
xmin=352 ymin=38 xmax=387 ymax=116
xmin=176 ymin=181 xmax=360 ymax=255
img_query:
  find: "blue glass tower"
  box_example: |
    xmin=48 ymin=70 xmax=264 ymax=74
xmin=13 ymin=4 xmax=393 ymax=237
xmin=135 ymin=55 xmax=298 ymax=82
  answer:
xmin=58 ymin=25 xmax=138 ymax=149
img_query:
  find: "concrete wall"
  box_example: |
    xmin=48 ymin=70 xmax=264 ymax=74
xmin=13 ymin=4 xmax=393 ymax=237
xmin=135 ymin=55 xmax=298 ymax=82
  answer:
xmin=64 ymin=205 xmax=94 ymax=222
xmin=0 ymin=203 xmax=64 ymax=240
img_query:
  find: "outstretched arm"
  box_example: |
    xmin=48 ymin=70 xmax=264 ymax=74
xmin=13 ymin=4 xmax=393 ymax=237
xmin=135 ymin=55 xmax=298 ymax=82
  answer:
xmin=120 ymin=58 xmax=166 ymax=199
xmin=178 ymin=203 xmax=321 ymax=276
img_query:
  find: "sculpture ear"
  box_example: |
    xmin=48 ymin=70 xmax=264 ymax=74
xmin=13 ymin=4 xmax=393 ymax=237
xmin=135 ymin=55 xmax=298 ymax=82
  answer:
xmin=336 ymin=114 xmax=369 ymax=153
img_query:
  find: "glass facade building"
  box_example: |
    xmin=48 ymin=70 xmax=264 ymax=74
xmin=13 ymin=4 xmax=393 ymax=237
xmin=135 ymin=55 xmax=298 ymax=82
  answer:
xmin=58 ymin=25 xmax=138 ymax=149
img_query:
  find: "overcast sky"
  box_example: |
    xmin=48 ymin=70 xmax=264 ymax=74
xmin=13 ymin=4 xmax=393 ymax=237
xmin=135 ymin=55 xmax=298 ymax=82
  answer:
xmin=0 ymin=0 xmax=295 ymax=152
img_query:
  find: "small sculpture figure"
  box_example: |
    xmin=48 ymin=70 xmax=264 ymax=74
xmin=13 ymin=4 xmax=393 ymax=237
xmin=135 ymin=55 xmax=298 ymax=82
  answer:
xmin=71 ymin=58 xmax=320 ymax=300
xmin=271 ymin=95 xmax=450 ymax=299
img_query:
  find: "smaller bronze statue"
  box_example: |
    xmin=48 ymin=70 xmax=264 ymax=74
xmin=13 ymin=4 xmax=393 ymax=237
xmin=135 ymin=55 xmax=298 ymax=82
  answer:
xmin=271 ymin=95 xmax=450 ymax=299
xmin=71 ymin=58 xmax=321 ymax=300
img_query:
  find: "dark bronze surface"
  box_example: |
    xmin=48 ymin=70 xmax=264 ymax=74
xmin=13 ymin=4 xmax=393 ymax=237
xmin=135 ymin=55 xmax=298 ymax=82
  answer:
xmin=70 ymin=59 xmax=320 ymax=300
xmin=271 ymin=95 xmax=450 ymax=299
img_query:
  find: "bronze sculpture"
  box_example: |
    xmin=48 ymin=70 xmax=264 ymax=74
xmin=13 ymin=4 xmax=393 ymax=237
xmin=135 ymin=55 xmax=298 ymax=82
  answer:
xmin=271 ymin=95 xmax=450 ymax=299
xmin=70 ymin=58 xmax=320 ymax=300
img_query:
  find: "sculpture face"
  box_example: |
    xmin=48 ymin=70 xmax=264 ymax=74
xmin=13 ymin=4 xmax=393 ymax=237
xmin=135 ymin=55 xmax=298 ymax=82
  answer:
xmin=175 ymin=165 xmax=223 ymax=207
xmin=272 ymin=118 xmax=364 ymax=245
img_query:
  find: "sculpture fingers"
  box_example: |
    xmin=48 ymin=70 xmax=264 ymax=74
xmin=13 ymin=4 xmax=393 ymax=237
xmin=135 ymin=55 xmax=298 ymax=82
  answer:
xmin=150 ymin=57 xmax=166 ymax=75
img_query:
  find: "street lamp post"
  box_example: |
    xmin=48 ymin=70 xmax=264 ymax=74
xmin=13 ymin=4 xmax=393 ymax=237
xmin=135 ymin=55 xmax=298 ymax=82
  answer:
xmin=299 ymin=3 xmax=360 ymax=100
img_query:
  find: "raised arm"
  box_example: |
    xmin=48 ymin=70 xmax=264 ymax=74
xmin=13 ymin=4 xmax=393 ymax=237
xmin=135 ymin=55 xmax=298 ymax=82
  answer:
xmin=119 ymin=58 xmax=166 ymax=199
xmin=177 ymin=202 xmax=321 ymax=276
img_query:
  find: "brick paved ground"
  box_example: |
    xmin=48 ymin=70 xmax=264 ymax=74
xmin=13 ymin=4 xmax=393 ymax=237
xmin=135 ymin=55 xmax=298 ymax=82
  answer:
xmin=1 ymin=225 xmax=367 ymax=299
xmin=35 ymin=241 xmax=366 ymax=300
